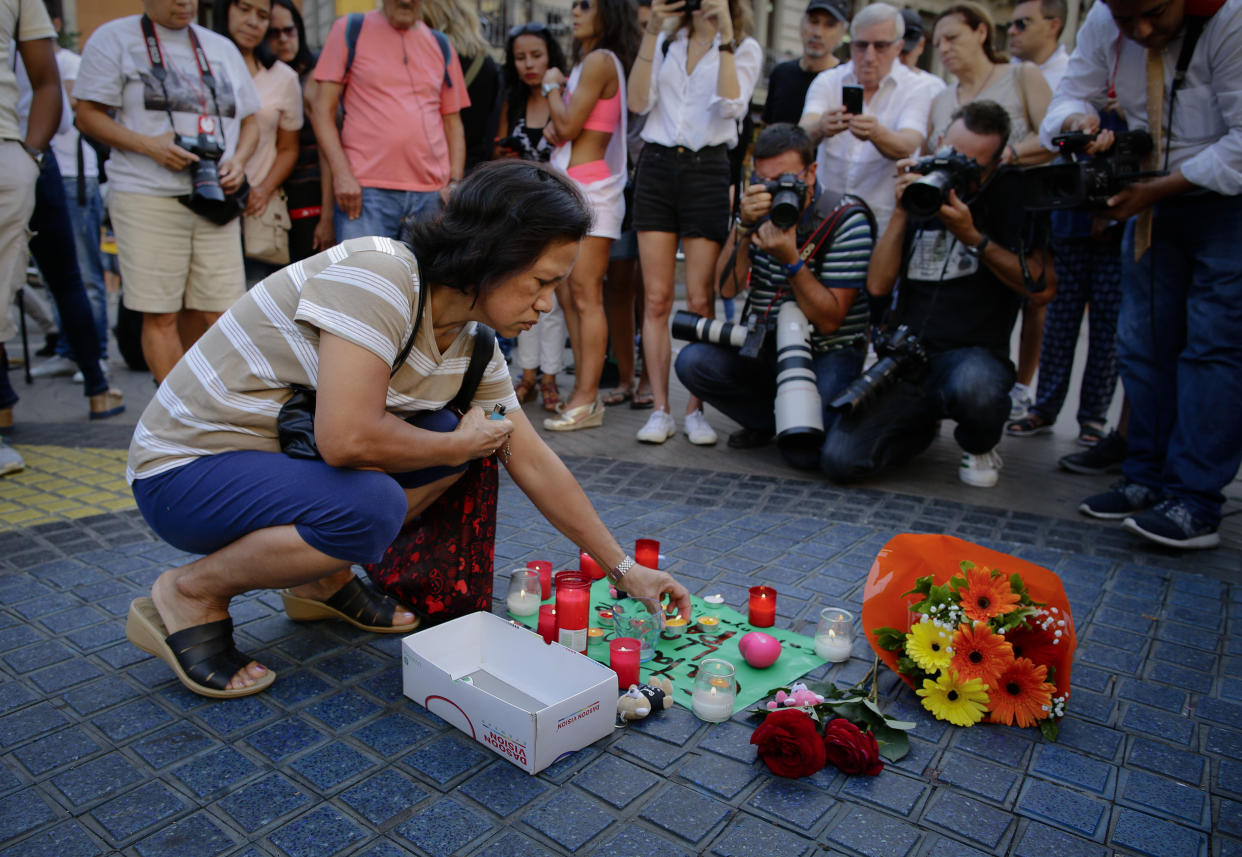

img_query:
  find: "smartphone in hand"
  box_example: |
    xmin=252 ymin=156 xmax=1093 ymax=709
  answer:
xmin=842 ymin=85 xmax=864 ymax=115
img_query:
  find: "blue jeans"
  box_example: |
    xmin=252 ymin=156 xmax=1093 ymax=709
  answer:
xmin=334 ymin=187 xmax=443 ymax=243
xmin=822 ymin=347 xmax=1014 ymax=483
xmin=54 ymin=175 xmax=108 ymax=361
xmin=675 ymin=339 xmax=865 ymax=471
xmin=1118 ymin=194 xmax=1242 ymax=526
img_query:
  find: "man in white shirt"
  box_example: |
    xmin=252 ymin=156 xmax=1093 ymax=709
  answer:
xmin=799 ymin=3 xmax=939 ymax=233
xmin=1042 ymin=0 xmax=1242 ymax=549
xmin=1007 ymin=0 xmax=1070 ymax=92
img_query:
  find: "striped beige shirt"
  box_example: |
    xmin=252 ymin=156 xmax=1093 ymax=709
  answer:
xmin=127 ymin=236 xmax=519 ymax=482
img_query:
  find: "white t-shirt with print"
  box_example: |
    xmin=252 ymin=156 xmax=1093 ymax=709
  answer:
xmin=74 ymin=15 xmax=260 ymax=197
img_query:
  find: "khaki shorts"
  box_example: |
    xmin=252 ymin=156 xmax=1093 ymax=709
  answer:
xmin=109 ymin=190 xmax=245 ymax=314
xmin=0 ymin=140 xmax=40 ymax=343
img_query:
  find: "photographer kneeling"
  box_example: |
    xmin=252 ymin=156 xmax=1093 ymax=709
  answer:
xmin=674 ymin=123 xmax=875 ymax=471
xmin=823 ymin=101 xmax=1055 ymax=487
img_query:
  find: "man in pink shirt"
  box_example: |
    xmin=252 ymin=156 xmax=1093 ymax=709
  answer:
xmin=312 ymin=0 xmax=469 ymax=241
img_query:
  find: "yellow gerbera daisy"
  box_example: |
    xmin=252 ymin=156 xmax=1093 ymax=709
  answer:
xmin=905 ymin=619 xmax=954 ymax=673
xmin=917 ymin=670 xmax=990 ymax=727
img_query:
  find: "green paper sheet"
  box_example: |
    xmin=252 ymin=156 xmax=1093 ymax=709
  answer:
xmin=511 ymin=579 xmax=828 ymax=713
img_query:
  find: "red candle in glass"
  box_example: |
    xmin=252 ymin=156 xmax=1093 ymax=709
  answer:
xmin=527 ymin=560 xmax=553 ymax=601
xmin=610 ymin=637 xmax=641 ymax=690
xmin=555 ymin=571 xmax=592 ymax=653
xmin=748 ymin=586 xmax=777 ymax=627
xmin=536 ymin=605 xmax=557 ymax=644
xmin=635 ymin=539 xmax=660 ymax=569
xmin=579 ymin=551 xmax=606 ymax=581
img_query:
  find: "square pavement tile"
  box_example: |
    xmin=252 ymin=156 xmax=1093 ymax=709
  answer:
xmin=572 ymin=754 xmax=659 ymax=809
xmin=304 ymin=690 xmax=380 ymax=730
xmin=585 ymin=826 xmax=696 ymax=857
xmin=91 ymin=698 xmax=175 ymax=742
xmin=922 ymin=836 xmax=990 ymax=857
xmin=458 ymin=760 xmax=551 ymax=816
xmin=468 ymin=830 xmax=561 ymax=857
xmin=49 ymin=753 xmax=143 ymax=807
xmin=339 ymin=768 xmax=429 ymax=826
xmin=0 ymin=702 xmax=68 ymax=747
xmin=613 ymin=731 xmax=689 ymax=771
xmin=192 ymin=696 xmax=279 ymax=737
xmin=825 ymin=804 xmax=921 ymax=857
xmin=696 ymin=721 xmax=759 ymax=764
xmin=130 ymin=723 xmax=218 ymax=769
xmin=1109 ymin=808 xmax=1207 ymax=857
xmin=402 ymin=735 xmax=491 ymax=787
xmin=396 ymin=798 xmax=493 ymax=857
xmin=1126 ymin=738 xmax=1205 ymax=785
xmin=841 ymin=768 xmax=926 ymax=816
xmin=244 ymin=717 xmax=326 ymax=763
xmin=637 ymin=783 xmax=731 ymax=845
xmin=289 ymin=743 xmax=379 ymax=791
xmin=350 ymin=713 xmax=433 ymax=757
xmin=171 ymin=746 xmax=260 ymax=799
xmin=1117 ymin=769 xmax=1209 ymax=829
xmin=922 ymin=790 xmax=1013 ymax=850
xmin=948 ymin=722 xmax=1033 ymax=767
xmin=60 ymin=676 xmax=142 ymax=716
xmin=0 ymin=788 xmax=59 ymax=839
xmin=1015 ymin=779 xmax=1109 ymax=840
xmin=265 ymin=670 xmax=334 ymax=707
xmin=267 ymin=805 xmax=367 ymax=857
xmin=217 ymin=773 xmax=312 ymax=833
xmin=90 ymin=780 xmax=187 ymax=843
xmin=1012 ymin=820 xmax=1108 ymax=857
xmin=132 ymin=812 xmax=235 ymax=857
xmin=746 ymin=777 xmax=838 ymax=831
xmin=705 ymin=813 xmax=816 ymax=857
xmin=13 ymin=726 xmax=99 ymax=776
xmin=931 ymin=751 xmax=1019 ymax=804
xmin=676 ymin=752 xmax=761 ymax=800
xmin=1030 ymin=744 xmax=1116 ymax=796
xmin=522 ymin=789 xmax=617 ymax=851
xmin=0 ymin=820 xmax=104 ymax=857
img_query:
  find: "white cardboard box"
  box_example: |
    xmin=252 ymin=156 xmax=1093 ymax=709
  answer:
xmin=401 ymin=611 xmax=617 ymax=773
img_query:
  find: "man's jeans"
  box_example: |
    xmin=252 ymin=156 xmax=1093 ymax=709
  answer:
xmin=1118 ymin=194 xmax=1242 ymax=527
xmin=675 ymin=340 xmax=865 ymax=471
xmin=334 ymin=188 xmax=442 ymax=243
xmin=54 ymin=175 xmax=108 ymax=360
xmin=822 ymin=347 xmax=1014 ymax=483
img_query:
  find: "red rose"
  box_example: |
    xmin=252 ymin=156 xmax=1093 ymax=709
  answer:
xmin=750 ymin=710 xmax=827 ymax=778
xmin=822 ymin=718 xmax=884 ymax=776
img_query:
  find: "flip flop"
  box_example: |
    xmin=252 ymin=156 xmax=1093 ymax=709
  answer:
xmin=630 ymin=391 xmax=654 ymax=410
xmin=602 ymin=387 xmax=633 ymax=406
xmin=125 ymin=598 xmax=275 ymax=699
xmin=280 ymin=577 xmax=420 ymax=634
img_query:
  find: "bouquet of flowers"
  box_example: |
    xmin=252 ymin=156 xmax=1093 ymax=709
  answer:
xmin=862 ymin=535 xmax=1076 ymax=740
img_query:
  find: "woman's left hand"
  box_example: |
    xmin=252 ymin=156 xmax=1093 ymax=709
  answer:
xmin=542 ymin=68 xmax=566 ymax=88
xmin=245 ymin=183 xmax=271 ymax=217
xmin=218 ymin=158 xmax=246 ymax=194
xmin=620 ymin=564 xmax=693 ymax=622
xmin=702 ymin=0 xmax=733 ymax=40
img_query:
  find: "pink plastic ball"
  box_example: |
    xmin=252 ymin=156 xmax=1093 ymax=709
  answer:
xmin=738 ymin=631 xmax=782 ymax=669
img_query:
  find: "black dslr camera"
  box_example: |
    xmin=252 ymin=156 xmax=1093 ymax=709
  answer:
xmin=175 ymin=132 xmax=226 ymax=203
xmin=829 ymin=325 xmax=929 ymax=414
xmin=763 ymin=173 xmax=808 ymax=230
xmin=1021 ymin=130 xmax=1159 ymax=211
xmin=900 ymin=149 xmax=984 ymax=220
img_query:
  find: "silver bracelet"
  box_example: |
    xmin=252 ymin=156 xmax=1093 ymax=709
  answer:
xmin=610 ymin=555 xmax=635 ymax=583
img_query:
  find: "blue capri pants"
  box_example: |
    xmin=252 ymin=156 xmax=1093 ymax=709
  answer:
xmin=132 ymin=410 xmax=464 ymax=565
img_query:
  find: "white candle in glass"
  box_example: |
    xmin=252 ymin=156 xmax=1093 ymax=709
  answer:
xmin=814 ymin=631 xmax=852 ymax=661
xmin=692 ymin=685 xmax=735 ymax=722
xmin=814 ymin=607 xmax=854 ymax=662
xmin=506 ymin=570 xmax=541 ymax=617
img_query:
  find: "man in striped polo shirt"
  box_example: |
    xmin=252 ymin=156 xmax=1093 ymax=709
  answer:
xmin=675 ymin=123 xmax=874 ymax=473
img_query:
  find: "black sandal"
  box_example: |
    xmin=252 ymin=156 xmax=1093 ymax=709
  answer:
xmin=281 ymin=577 xmax=420 ymax=634
xmin=126 ymin=597 xmax=275 ymax=698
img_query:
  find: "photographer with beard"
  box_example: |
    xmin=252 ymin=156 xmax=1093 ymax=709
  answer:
xmin=674 ymin=122 xmax=874 ymax=471
xmin=822 ymin=101 xmax=1055 ymax=488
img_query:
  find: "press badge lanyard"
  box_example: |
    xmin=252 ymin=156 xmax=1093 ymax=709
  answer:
xmin=139 ymin=14 xmax=225 ymax=147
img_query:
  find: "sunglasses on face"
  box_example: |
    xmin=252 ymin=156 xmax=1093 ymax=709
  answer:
xmin=1007 ymin=16 xmax=1041 ymax=30
xmin=509 ymin=20 xmax=549 ymax=38
xmin=850 ymin=38 xmax=898 ymax=52
xmin=575 ymin=0 xmax=592 ymax=11
xmin=267 ymin=25 xmax=297 ymax=39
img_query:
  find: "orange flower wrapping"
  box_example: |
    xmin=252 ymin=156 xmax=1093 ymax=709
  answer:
xmin=862 ymin=534 xmax=1075 ymax=701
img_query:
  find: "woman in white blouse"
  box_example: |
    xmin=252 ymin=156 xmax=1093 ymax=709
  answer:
xmin=626 ymin=0 xmax=761 ymax=446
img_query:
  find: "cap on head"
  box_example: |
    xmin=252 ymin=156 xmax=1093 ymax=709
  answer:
xmin=900 ymin=8 xmax=924 ymax=51
xmin=805 ymin=0 xmax=850 ymax=24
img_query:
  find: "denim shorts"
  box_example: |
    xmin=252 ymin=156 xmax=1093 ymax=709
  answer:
xmin=631 ymin=143 xmax=732 ymax=244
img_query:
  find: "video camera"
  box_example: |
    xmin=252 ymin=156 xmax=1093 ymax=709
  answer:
xmin=829 ymin=325 xmax=928 ymax=414
xmin=900 ymin=149 xmax=984 ymax=220
xmin=1021 ymin=130 xmax=1160 ymax=211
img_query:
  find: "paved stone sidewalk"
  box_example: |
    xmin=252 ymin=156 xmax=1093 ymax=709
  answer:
xmin=0 ymin=455 xmax=1238 ymax=857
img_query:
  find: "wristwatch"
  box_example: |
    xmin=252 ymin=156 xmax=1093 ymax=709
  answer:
xmin=963 ymin=235 xmax=990 ymax=258
xmin=21 ymin=143 xmax=44 ymax=168
xmin=541 ymin=81 xmax=563 ymax=97
xmin=782 ymin=258 xmax=805 ymax=277
xmin=610 ymin=555 xmax=635 ymax=583
xmin=718 ymin=38 xmax=739 ymax=53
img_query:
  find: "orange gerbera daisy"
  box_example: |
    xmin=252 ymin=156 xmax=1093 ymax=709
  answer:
xmin=950 ymin=622 xmax=1013 ymax=685
xmin=958 ymin=567 xmax=1021 ymax=623
xmin=986 ymin=657 xmax=1055 ymax=728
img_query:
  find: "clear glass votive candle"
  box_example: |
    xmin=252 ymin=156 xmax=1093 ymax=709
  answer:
xmin=814 ymin=607 xmax=854 ymax=662
xmin=506 ymin=569 xmax=541 ymax=617
xmin=692 ymin=659 xmax=736 ymax=722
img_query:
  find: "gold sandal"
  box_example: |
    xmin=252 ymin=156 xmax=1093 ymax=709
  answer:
xmin=543 ymin=399 xmax=603 ymax=431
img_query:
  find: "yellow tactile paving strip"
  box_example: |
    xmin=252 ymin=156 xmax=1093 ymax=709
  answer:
xmin=0 ymin=445 xmax=134 ymax=530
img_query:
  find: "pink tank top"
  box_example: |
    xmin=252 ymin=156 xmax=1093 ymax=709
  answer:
xmin=582 ymin=88 xmax=622 ymax=134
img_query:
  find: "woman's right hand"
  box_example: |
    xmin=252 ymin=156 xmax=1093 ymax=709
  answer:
xmin=647 ymin=0 xmax=684 ymax=31
xmin=454 ymin=406 xmax=514 ymax=462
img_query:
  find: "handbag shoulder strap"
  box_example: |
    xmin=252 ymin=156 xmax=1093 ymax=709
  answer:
xmin=390 ymin=281 xmax=428 ymax=378
xmin=448 ymin=324 xmax=497 ymax=412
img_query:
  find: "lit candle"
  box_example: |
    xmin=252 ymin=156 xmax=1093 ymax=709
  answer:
xmin=814 ymin=632 xmax=852 ymax=662
xmin=692 ymin=661 xmax=736 ymax=722
xmin=697 ymin=616 xmax=720 ymax=628
xmin=506 ymin=588 xmax=539 ymax=617
xmin=635 ymin=538 xmax=660 ymax=569
xmin=748 ymin=586 xmax=777 ymax=627
xmin=814 ymin=607 xmax=854 ymax=662
xmin=555 ymin=571 xmax=592 ymax=653
xmin=587 ymin=627 xmax=606 ymax=648
xmin=610 ymin=637 xmax=641 ymax=690
xmin=536 ymin=605 xmax=556 ymax=644
xmin=526 ymin=560 xmax=553 ymax=601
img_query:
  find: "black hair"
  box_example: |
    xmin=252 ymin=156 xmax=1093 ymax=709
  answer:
xmin=1038 ymin=0 xmax=1067 ymax=37
xmin=268 ymin=0 xmax=315 ymax=75
xmin=212 ymin=0 xmax=277 ymax=69
xmin=948 ymin=99 xmax=1011 ymax=161
xmin=503 ymin=24 xmax=568 ymax=133
xmin=753 ymin=123 xmax=815 ymax=167
xmin=404 ymin=161 xmax=592 ymax=301
xmin=41 ymin=0 xmax=62 ymax=22
xmin=574 ymin=0 xmax=641 ymax=73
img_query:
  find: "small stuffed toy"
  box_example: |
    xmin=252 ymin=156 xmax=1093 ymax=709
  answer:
xmin=766 ymin=682 xmax=825 ymax=710
xmin=616 ymin=678 xmax=674 ymax=723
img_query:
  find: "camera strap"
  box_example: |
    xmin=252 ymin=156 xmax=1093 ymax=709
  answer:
xmin=140 ymin=15 xmax=225 ymax=146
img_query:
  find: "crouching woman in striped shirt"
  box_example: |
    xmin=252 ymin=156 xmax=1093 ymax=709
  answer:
xmin=124 ymin=160 xmax=691 ymax=699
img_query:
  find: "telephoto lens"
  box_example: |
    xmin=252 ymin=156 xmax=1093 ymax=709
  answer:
xmin=773 ymin=302 xmax=824 ymax=452
xmin=670 ymin=310 xmax=749 ymax=348
xmin=901 ymin=171 xmax=953 ymax=220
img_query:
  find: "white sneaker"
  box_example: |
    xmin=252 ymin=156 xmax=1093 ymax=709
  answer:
xmin=959 ymin=449 xmax=1003 ymax=488
xmin=0 ymin=440 xmax=24 ymax=477
xmin=684 ymin=409 xmax=718 ymax=446
xmin=1008 ymin=383 xmax=1033 ymax=420
xmin=72 ymin=360 xmax=110 ymax=384
xmin=30 ymin=355 xmax=77 ymax=378
xmin=636 ymin=409 xmax=676 ymax=444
